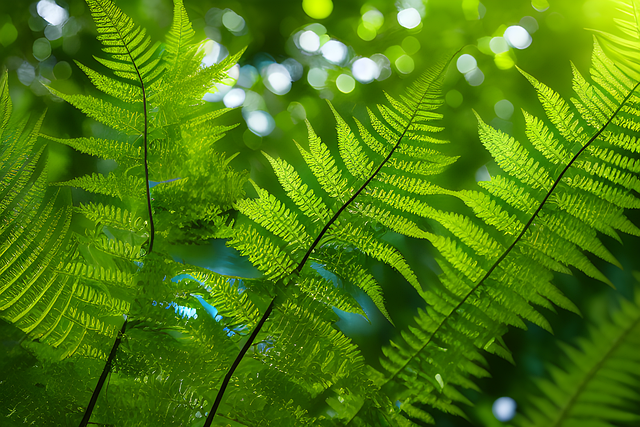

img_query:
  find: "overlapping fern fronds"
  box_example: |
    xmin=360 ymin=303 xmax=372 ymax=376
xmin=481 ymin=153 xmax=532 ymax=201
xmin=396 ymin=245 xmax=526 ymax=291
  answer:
xmin=0 ymin=70 xmax=129 ymax=363
xmin=591 ymin=0 xmax=640 ymax=80
xmin=514 ymin=284 xmax=640 ymax=427
xmin=46 ymin=0 xmax=246 ymax=251
xmin=342 ymin=41 xmax=640 ymax=427
xmin=11 ymin=0 xmax=250 ymax=424
xmin=215 ymin=59 xmax=462 ymax=425
xmin=230 ymin=59 xmax=456 ymax=321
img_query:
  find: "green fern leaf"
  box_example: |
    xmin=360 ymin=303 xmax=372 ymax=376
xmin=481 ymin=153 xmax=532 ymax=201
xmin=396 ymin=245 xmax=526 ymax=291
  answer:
xmin=53 ymin=172 xmax=146 ymax=202
xmin=230 ymin=58 xmax=455 ymax=317
xmin=0 ymin=70 xmax=129 ymax=360
xmin=344 ymin=38 xmax=640 ymax=424
xmin=590 ymin=0 xmax=640 ymax=80
xmin=514 ymin=287 xmax=640 ymax=427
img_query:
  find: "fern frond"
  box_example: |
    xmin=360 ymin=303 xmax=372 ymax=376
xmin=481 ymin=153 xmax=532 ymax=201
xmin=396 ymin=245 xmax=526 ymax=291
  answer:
xmin=164 ymin=0 xmax=196 ymax=76
xmin=0 ymin=70 xmax=129 ymax=360
xmin=75 ymin=202 xmax=147 ymax=233
xmin=590 ymin=0 xmax=640 ymax=79
xmin=46 ymin=87 xmax=145 ymax=135
xmin=86 ymin=0 xmax=163 ymax=85
xmin=343 ymin=39 xmax=640 ymax=424
xmin=225 ymin=58 xmax=465 ymax=424
xmin=185 ymin=268 xmax=261 ymax=331
xmin=53 ymin=172 xmax=146 ymax=202
xmin=43 ymin=135 xmax=142 ymax=167
xmin=230 ymin=58 xmax=455 ymax=315
xmin=514 ymin=287 xmax=640 ymax=427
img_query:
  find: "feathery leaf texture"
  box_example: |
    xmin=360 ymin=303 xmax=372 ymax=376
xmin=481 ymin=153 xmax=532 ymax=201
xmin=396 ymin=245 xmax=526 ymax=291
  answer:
xmin=0 ymin=70 xmax=128 ymax=360
xmin=342 ymin=39 xmax=640 ymax=425
xmin=46 ymin=0 xmax=246 ymax=248
xmin=208 ymin=57 xmax=459 ymax=426
xmin=514 ymin=285 xmax=640 ymax=427
xmin=591 ymin=0 xmax=640 ymax=80
xmin=230 ymin=59 xmax=456 ymax=322
xmin=3 ymin=1 xmax=248 ymax=424
xmin=3 ymin=0 xmax=640 ymax=425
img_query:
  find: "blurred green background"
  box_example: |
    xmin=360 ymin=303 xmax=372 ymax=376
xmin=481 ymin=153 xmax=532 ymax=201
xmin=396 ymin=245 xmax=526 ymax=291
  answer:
xmin=1 ymin=0 xmax=639 ymax=425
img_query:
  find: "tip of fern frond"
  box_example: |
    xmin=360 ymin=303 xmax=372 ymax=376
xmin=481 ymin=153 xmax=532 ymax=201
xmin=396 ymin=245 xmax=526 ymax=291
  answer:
xmin=515 ymin=66 xmax=536 ymax=84
xmin=604 ymin=277 xmax=617 ymax=290
xmin=224 ymin=152 xmax=240 ymax=165
xmin=470 ymin=109 xmax=483 ymax=123
xmin=234 ymin=45 xmax=248 ymax=58
xmin=260 ymin=150 xmax=273 ymax=160
xmin=247 ymin=178 xmax=260 ymax=193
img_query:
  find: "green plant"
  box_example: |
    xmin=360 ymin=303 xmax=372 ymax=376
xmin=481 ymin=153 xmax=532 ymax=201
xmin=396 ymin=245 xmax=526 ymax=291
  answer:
xmin=1 ymin=0 xmax=640 ymax=426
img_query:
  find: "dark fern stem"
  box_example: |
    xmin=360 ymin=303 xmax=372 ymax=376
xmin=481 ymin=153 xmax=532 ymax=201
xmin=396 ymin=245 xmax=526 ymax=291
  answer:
xmin=79 ymin=319 xmax=127 ymax=427
xmin=203 ymin=299 xmax=275 ymax=426
xmin=203 ymin=64 xmax=448 ymax=425
xmin=142 ymin=86 xmax=154 ymax=255
xmin=93 ymin=0 xmax=155 ymax=255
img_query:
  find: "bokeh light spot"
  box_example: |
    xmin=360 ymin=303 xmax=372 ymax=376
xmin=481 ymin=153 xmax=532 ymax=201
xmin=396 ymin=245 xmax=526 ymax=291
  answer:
xmin=0 ymin=21 xmax=18 ymax=47
xmin=308 ymin=67 xmax=328 ymax=89
xmin=288 ymin=102 xmax=307 ymax=123
xmin=352 ymin=57 xmax=380 ymax=83
xmin=397 ymin=8 xmax=421 ymax=29
xmin=222 ymin=10 xmax=245 ymax=33
xmin=17 ymin=62 xmax=36 ymax=86
xmin=489 ymin=37 xmax=509 ymax=54
xmin=200 ymin=40 xmax=228 ymax=67
xmin=395 ymin=55 xmax=415 ymax=74
xmin=494 ymin=52 xmax=515 ymax=70
xmin=321 ymin=40 xmax=348 ymax=64
xmin=371 ymin=53 xmax=392 ymax=80
xmin=282 ymin=58 xmax=303 ymax=81
xmin=246 ymin=110 xmax=275 ymax=137
xmin=44 ymin=24 xmax=63 ymax=40
xmin=223 ymin=88 xmax=245 ymax=108
xmin=227 ymin=64 xmax=240 ymax=81
xmin=520 ymin=16 xmax=539 ymax=33
xmin=37 ymin=0 xmax=68 ymax=26
xmin=531 ymin=0 xmax=549 ymax=12
xmin=495 ymin=99 xmax=514 ymax=120
xmin=33 ymin=38 xmax=52 ymax=61
xmin=492 ymin=397 xmax=517 ymax=422
xmin=504 ymin=25 xmax=532 ymax=49
xmin=299 ymin=30 xmax=320 ymax=52
xmin=475 ymin=165 xmax=491 ymax=182
xmin=363 ymin=9 xmax=384 ymax=30
xmin=357 ymin=22 xmax=376 ymax=41
xmin=242 ymin=90 xmax=266 ymax=112
xmin=336 ymin=74 xmax=356 ymax=93
xmin=29 ymin=16 xmax=47 ymax=32
xmin=264 ymin=63 xmax=292 ymax=95
xmin=456 ymin=54 xmax=477 ymax=74
xmin=302 ymin=0 xmax=333 ymax=19
xmin=446 ymin=90 xmax=463 ymax=108
xmin=402 ymin=36 xmax=421 ymax=55
xmin=238 ymin=65 xmax=259 ymax=88
xmin=53 ymin=61 xmax=72 ymax=80
xmin=203 ymin=84 xmax=232 ymax=102
xmin=465 ymin=68 xmax=484 ymax=86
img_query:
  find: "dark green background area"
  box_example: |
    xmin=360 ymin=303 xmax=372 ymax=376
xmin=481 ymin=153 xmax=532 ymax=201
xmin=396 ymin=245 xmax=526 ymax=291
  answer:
xmin=1 ymin=0 xmax=638 ymax=425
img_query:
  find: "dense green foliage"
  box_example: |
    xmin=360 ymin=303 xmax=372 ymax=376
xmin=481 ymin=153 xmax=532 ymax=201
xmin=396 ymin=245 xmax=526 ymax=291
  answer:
xmin=1 ymin=0 xmax=640 ymax=426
